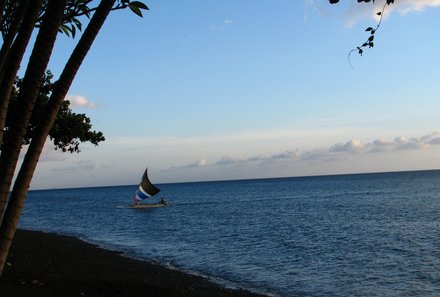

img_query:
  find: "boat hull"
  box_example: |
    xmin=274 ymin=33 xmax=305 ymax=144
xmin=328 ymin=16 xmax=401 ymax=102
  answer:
xmin=130 ymin=202 xmax=167 ymax=209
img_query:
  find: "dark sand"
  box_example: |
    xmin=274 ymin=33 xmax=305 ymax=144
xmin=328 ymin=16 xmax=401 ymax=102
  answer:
xmin=0 ymin=229 xmax=266 ymax=297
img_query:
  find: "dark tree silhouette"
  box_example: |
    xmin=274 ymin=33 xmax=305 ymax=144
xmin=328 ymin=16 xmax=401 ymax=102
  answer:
xmin=0 ymin=0 xmax=148 ymax=276
xmin=5 ymin=71 xmax=105 ymax=153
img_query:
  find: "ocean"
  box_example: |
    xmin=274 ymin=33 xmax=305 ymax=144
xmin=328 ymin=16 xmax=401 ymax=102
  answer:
xmin=19 ymin=170 xmax=440 ymax=297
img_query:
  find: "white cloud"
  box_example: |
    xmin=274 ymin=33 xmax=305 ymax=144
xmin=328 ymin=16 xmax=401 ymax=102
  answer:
xmin=305 ymin=0 xmax=333 ymax=20
xmin=216 ymin=156 xmax=244 ymax=165
xmin=197 ymin=159 xmax=207 ymax=167
xmin=357 ymin=0 xmax=440 ymax=23
xmin=175 ymin=158 xmax=208 ymax=168
xmin=212 ymin=150 xmax=301 ymax=167
xmin=211 ymin=19 xmax=234 ymax=31
xmin=389 ymin=0 xmax=440 ymax=15
xmin=329 ymin=139 xmax=364 ymax=153
xmin=429 ymin=137 xmax=440 ymax=145
xmin=367 ymin=139 xmax=394 ymax=153
xmin=271 ymin=149 xmax=302 ymax=160
xmin=307 ymin=0 xmax=440 ymax=27
xmin=328 ymin=131 xmax=439 ymax=155
xmin=65 ymin=95 xmax=97 ymax=108
xmin=224 ymin=19 xmax=233 ymax=25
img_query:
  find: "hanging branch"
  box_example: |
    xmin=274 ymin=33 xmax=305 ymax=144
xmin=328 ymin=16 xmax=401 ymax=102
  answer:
xmin=328 ymin=0 xmax=395 ymax=69
xmin=347 ymin=0 xmax=395 ymax=69
xmin=348 ymin=2 xmax=385 ymax=64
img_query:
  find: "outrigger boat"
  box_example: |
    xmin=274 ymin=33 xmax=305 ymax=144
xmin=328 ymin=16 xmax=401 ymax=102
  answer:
xmin=130 ymin=167 xmax=167 ymax=209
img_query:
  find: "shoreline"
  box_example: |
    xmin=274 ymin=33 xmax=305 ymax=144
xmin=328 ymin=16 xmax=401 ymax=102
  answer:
xmin=0 ymin=229 xmax=268 ymax=297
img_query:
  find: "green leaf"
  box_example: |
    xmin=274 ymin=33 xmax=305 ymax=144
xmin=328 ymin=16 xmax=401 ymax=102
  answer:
xmin=365 ymin=27 xmax=373 ymax=32
xmin=131 ymin=1 xmax=149 ymax=10
xmin=59 ymin=25 xmax=70 ymax=37
xmin=129 ymin=4 xmax=143 ymax=17
xmin=73 ymin=17 xmax=82 ymax=31
xmin=70 ymin=24 xmax=76 ymax=38
xmin=80 ymin=5 xmax=92 ymax=18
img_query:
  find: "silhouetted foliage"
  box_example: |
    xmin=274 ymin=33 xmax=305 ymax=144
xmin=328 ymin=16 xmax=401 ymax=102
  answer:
xmin=328 ymin=0 xmax=395 ymax=67
xmin=5 ymin=71 xmax=105 ymax=153
xmin=1 ymin=1 xmax=149 ymax=40
xmin=57 ymin=0 xmax=149 ymax=38
xmin=0 ymin=0 xmax=149 ymax=278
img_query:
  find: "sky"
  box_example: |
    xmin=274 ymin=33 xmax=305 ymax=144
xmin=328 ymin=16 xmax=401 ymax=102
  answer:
xmin=20 ymin=0 xmax=440 ymax=190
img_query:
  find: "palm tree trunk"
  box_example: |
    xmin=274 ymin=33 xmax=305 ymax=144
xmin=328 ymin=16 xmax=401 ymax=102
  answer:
xmin=0 ymin=0 xmax=66 ymax=221
xmin=0 ymin=0 xmax=30 ymax=76
xmin=0 ymin=0 xmax=41 ymax=144
xmin=0 ymin=0 xmax=115 ymax=277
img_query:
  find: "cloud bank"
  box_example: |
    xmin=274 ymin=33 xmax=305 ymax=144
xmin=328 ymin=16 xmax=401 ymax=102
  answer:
xmin=178 ymin=131 xmax=440 ymax=169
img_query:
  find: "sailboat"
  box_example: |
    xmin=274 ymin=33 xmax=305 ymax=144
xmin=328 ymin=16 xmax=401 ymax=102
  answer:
xmin=130 ymin=167 xmax=167 ymax=209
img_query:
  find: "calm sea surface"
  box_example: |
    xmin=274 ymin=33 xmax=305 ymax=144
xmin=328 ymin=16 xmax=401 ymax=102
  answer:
xmin=19 ymin=170 xmax=440 ymax=296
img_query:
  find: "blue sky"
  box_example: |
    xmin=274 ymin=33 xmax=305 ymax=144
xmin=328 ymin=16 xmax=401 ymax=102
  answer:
xmin=23 ymin=0 xmax=440 ymax=189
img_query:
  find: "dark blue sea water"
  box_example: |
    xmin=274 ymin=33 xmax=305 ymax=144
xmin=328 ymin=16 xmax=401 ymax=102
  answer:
xmin=19 ymin=170 xmax=440 ymax=297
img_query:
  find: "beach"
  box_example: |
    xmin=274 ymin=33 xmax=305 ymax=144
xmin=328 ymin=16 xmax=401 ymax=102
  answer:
xmin=0 ymin=229 xmax=265 ymax=297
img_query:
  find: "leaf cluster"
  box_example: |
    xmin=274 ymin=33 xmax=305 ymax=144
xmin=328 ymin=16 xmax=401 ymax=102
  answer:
xmin=58 ymin=0 xmax=149 ymax=38
xmin=0 ymin=0 xmax=23 ymax=40
xmin=51 ymin=102 xmax=105 ymax=153
xmin=1 ymin=0 xmax=149 ymax=40
xmin=328 ymin=0 xmax=395 ymax=68
xmin=58 ymin=1 xmax=149 ymax=38
xmin=123 ymin=0 xmax=149 ymax=17
xmin=58 ymin=0 xmax=94 ymax=38
xmin=0 ymin=0 xmax=147 ymax=151
xmin=5 ymin=71 xmax=105 ymax=153
xmin=327 ymin=0 xmax=395 ymax=59
xmin=352 ymin=1 xmax=394 ymax=57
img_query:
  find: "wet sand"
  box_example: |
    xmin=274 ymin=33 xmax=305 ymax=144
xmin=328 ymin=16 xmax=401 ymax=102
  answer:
xmin=0 ymin=229 xmax=266 ymax=297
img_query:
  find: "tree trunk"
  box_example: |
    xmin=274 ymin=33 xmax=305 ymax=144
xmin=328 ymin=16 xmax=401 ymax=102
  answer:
xmin=0 ymin=0 xmax=42 ymax=144
xmin=0 ymin=0 xmax=116 ymax=277
xmin=0 ymin=0 xmax=66 ymax=221
xmin=0 ymin=0 xmax=30 ymax=77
